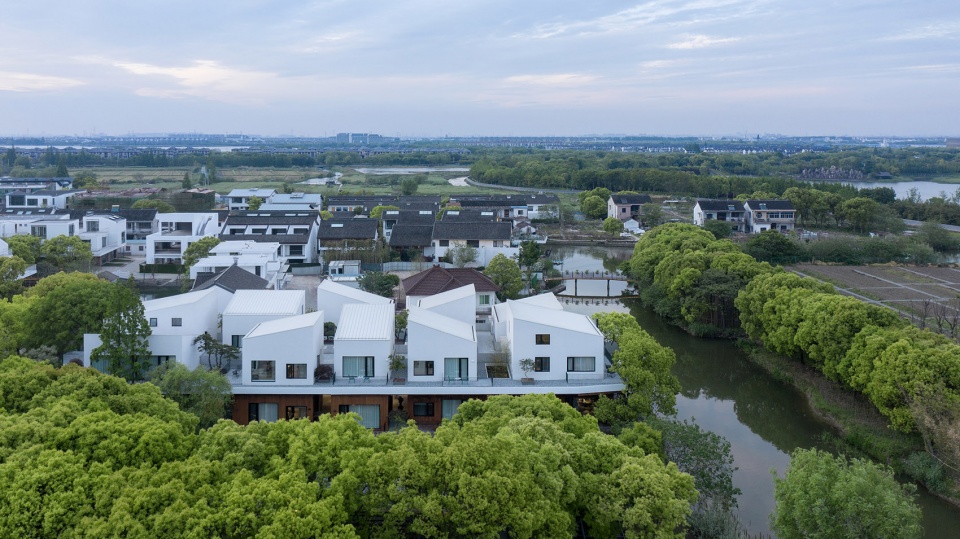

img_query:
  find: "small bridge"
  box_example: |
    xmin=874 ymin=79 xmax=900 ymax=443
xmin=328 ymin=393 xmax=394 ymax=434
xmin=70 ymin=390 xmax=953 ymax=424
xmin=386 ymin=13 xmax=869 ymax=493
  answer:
xmin=545 ymin=271 xmax=631 ymax=297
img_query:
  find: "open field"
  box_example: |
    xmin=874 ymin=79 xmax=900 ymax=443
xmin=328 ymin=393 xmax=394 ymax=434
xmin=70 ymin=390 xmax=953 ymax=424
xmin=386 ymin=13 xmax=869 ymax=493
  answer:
xmin=790 ymin=264 xmax=960 ymax=337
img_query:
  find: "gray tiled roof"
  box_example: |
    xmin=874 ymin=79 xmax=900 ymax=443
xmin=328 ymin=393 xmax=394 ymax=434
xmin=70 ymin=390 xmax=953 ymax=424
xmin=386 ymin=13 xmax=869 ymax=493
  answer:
xmin=388 ymin=224 xmax=435 ymax=248
xmin=317 ymin=218 xmax=379 ymax=240
xmin=696 ymin=199 xmax=745 ymax=211
xmin=432 ymin=221 xmax=511 ymax=241
xmin=193 ymin=264 xmax=270 ymax=293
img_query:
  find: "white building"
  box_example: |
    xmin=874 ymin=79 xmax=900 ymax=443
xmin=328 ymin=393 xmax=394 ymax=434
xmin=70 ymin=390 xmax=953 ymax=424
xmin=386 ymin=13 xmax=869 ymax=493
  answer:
xmin=692 ymin=200 xmax=746 ymax=233
xmin=241 ymin=311 xmax=325 ymax=389
xmin=742 ymin=200 xmax=796 ymax=234
xmin=4 ymin=190 xmax=83 ymax=210
xmin=225 ymin=188 xmax=278 ymax=211
xmin=78 ymin=213 xmax=127 ymax=264
xmin=491 ymin=294 xmax=605 ymax=382
xmin=414 ymin=284 xmax=476 ymax=326
xmin=333 ymin=303 xmax=394 ymax=383
xmin=145 ymin=212 xmax=220 ymax=264
xmin=406 ymin=307 xmax=477 ymax=383
xmin=316 ymin=279 xmax=393 ymax=326
xmin=83 ymin=288 xmax=220 ymax=371
xmin=189 ymin=240 xmax=286 ymax=289
xmin=221 ymin=290 xmax=306 ymax=350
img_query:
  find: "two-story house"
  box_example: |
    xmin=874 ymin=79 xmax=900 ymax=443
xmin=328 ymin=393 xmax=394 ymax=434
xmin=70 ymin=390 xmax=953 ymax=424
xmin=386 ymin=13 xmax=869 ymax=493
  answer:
xmin=220 ymin=210 xmax=319 ymax=264
xmin=146 ymin=212 xmax=220 ymax=264
xmin=225 ymin=188 xmax=277 ymax=211
xmin=607 ymin=193 xmax=653 ymax=221
xmin=743 ymin=200 xmax=796 ymax=233
xmin=428 ymin=220 xmax=515 ymax=266
xmin=692 ymin=200 xmax=747 ymax=233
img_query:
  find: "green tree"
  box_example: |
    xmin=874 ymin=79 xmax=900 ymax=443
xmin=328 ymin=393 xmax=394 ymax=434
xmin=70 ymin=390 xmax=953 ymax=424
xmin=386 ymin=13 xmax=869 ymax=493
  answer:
xmin=91 ymin=278 xmax=151 ymax=380
xmin=400 ymin=177 xmax=419 ymax=195
xmin=4 ymin=148 xmax=15 ymax=169
xmin=192 ymin=332 xmax=240 ymax=371
xmin=247 ymin=196 xmax=264 ymax=210
xmin=917 ymin=220 xmax=960 ymax=252
xmin=701 ymin=219 xmax=733 ymax=239
xmin=839 ymin=197 xmax=881 ymax=232
xmin=319 ymin=210 xmax=334 ymax=220
xmin=147 ymin=362 xmax=233 ymax=430
xmin=448 ymin=243 xmax=478 ymax=267
xmin=181 ymin=172 xmax=192 ymax=189
xmin=0 ymin=256 xmax=27 ymax=300
xmin=581 ymin=195 xmax=607 ymax=219
xmin=743 ymin=230 xmax=808 ymax=265
xmin=4 ymin=235 xmax=41 ymax=264
xmin=603 ymin=217 xmax=624 ymax=236
xmin=484 ymin=253 xmax=523 ymax=300
xmin=181 ymin=236 xmax=221 ymax=279
xmin=641 ymin=203 xmax=663 ymax=227
xmin=369 ymin=205 xmax=399 ymax=219
xmin=357 ymin=271 xmax=400 ymax=298
xmin=516 ymin=240 xmax=543 ymax=269
xmin=131 ymin=198 xmax=176 ymax=213
xmin=40 ymin=235 xmax=93 ymax=273
xmin=771 ymin=449 xmax=921 ymax=539
xmin=55 ymin=155 xmax=68 ymax=177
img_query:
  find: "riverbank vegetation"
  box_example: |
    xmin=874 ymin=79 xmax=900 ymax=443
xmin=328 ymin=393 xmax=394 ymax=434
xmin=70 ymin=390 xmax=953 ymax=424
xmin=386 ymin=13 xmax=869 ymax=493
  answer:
xmin=627 ymin=222 xmax=960 ymax=500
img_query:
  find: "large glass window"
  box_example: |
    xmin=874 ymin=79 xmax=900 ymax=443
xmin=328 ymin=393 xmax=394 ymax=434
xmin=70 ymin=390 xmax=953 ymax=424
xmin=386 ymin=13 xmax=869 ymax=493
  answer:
xmin=566 ymin=356 xmax=596 ymax=372
xmin=444 ymin=357 xmax=468 ymax=381
xmin=441 ymin=399 xmax=463 ymax=419
xmin=285 ymin=406 xmax=309 ymax=420
xmin=251 ymin=360 xmax=276 ymax=381
xmin=535 ymin=357 xmax=550 ymax=372
xmin=286 ymin=364 xmax=308 ymax=379
xmin=248 ymin=402 xmax=278 ymax=422
xmin=231 ymin=335 xmax=243 ymax=348
xmin=413 ymin=402 xmax=435 ymax=417
xmin=339 ymin=404 xmax=380 ymax=429
xmin=413 ymin=361 xmax=434 ymax=376
xmin=478 ymin=294 xmax=491 ymax=305
xmin=343 ymin=356 xmax=375 ymax=378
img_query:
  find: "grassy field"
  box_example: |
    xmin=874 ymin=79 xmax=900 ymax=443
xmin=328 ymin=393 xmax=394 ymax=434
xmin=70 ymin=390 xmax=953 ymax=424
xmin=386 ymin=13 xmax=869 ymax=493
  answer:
xmin=73 ymin=166 xmax=514 ymax=197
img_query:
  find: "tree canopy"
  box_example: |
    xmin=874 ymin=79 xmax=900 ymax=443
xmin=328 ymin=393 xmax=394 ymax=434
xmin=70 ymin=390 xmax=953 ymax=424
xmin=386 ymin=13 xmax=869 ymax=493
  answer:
xmin=357 ymin=271 xmax=400 ymax=298
xmin=131 ymin=198 xmax=176 ymax=213
xmin=484 ymin=253 xmax=523 ymax=300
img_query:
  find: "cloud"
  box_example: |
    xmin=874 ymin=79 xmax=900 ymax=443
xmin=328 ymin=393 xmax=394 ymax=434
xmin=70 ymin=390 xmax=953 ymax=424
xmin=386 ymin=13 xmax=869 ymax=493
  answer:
xmin=667 ymin=34 xmax=740 ymax=49
xmin=0 ymin=71 xmax=84 ymax=92
xmin=882 ymin=22 xmax=959 ymax=42
xmin=503 ymin=73 xmax=599 ymax=86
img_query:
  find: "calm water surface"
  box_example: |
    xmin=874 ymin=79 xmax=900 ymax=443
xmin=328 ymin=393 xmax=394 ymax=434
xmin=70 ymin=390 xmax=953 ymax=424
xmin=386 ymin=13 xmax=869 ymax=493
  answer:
xmin=553 ymin=244 xmax=960 ymax=538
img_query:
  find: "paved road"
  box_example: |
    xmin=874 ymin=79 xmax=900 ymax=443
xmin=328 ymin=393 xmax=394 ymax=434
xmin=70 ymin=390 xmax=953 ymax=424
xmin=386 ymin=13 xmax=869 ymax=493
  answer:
xmin=903 ymin=219 xmax=960 ymax=233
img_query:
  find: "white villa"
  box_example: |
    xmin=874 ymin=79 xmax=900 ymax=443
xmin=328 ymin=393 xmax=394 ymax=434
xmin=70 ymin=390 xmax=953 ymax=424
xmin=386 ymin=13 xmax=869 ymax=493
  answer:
xmin=146 ymin=212 xmax=219 ymax=264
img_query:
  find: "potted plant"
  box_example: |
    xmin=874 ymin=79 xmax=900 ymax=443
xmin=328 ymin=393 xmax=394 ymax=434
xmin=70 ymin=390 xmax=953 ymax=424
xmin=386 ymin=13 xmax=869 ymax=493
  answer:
xmin=519 ymin=358 xmax=535 ymax=384
xmin=389 ymin=354 xmax=406 ymax=384
xmin=314 ymin=364 xmax=334 ymax=383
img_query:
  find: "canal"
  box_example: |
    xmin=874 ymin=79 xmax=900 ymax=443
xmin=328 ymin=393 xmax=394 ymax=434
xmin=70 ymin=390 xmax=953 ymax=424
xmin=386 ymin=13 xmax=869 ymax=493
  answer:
xmin=550 ymin=245 xmax=960 ymax=537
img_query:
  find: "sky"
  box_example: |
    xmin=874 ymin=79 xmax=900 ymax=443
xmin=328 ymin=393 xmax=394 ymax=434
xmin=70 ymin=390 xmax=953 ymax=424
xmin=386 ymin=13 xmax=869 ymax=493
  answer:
xmin=1 ymin=0 xmax=958 ymax=137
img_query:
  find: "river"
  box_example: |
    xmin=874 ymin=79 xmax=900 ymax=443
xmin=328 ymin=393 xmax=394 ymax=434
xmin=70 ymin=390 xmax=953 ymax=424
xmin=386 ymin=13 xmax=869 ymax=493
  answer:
xmin=844 ymin=180 xmax=960 ymax=201
xmin=551 ymin=244 xmax=960 ymax=538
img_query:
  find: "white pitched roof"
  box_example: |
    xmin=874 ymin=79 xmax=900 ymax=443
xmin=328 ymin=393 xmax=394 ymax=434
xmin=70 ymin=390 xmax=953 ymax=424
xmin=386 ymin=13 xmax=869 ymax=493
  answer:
xmin=245 ymin=311 xmax=323 ymax=339
xmin=511 ymin=293 xmax=563 ymax=311
xmin=416 ymin=284 xmax=475 ymax=310
xmin=496 ymin=297 xmax=602 ymax=336
xmin=143 ymin=288 xmax=217 ymax=312
xmin=318 ymin=279 xmax=392 ymax=304
xmin=337 ymin=303 xmax=394 ymax=340
xmin=223 ymin=290 xmax=305 ymax=315
xmin=408 ymin=307 xmax=476 ymax=342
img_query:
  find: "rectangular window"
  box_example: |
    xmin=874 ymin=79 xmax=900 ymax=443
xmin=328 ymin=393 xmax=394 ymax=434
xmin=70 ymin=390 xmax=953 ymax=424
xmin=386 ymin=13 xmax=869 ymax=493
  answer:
xmin=339 ymin=404 xmax=380 ymax=429
xmin=478 ymin=295 xmax=491 ymax=305
xmin=439 ymin=239 xmax=449 ymax=247
xmin=285 ymin=406 xmax=309 ymax=420
xmin=413 ymin=402 xmax=435 ymax=417
xmin=251 ymin=360 xmax=276 ymax=382
xmin=289 ymin=245 xmax=303 ymax=256
xmin=87 ymin=221 xmax=99 ymax=232
xmin=535 ymin=357 xmax=550 ymax=372
xmin=466 ymin=240 xmax=480 ymax=248
xmin=413 ymin=360 xmax=434 ymax=376
xmin=493 ymin=240 xmax=503 ymax=247
xmin=343 ymin=356 xmax=375 ymax=378
xmin=441 ymin=399 xmax=463 ymax=419
xmin=535 ymin=334 xmax=550 ymax=345
xmin=567 ymin=356 xmax=596 ymax=372
xmin=30 ymin=225 xmax=46 ymax=239
xmin=248 ymin=402 xmax=278 ymax=422
xmin=286 ymin=363 xmax=308 ymax=379
xmin=231 ymin=335 xmax=243 ymax=348
xmin=444 ymin=357 xmax=468 ymax=381
xmin=149 ymin=318 xmax=157 ymax=327
xmin=171 ymin=318 xmax=182 ymax=327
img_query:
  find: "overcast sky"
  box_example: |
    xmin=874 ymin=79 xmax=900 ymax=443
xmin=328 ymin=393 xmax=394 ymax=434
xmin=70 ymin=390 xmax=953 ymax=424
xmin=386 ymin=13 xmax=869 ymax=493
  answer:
xmin=1 ymin=1 xmax=957 ymax=137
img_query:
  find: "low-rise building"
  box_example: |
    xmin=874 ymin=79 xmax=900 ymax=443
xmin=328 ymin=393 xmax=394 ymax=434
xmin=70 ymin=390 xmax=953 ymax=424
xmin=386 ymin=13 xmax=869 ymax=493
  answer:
xmin=316 ymin=278 xmax=393 ymax=325
xmin=221 ymin=290 xmax=306 ymax=350
xmin=225 ymin=188 xmax=277 ymax=211
xmin=693 ymin=200 xmax=746 ymax=233
xmin=220 ymin=210 xmax=319 ymax=264
xmin=607 ymin=194 xmax=653 ymax=221
xmin=743 ymin=200 xmax=796 ymax=233
xmin=146 ymin=212 xmax=220 ymax=264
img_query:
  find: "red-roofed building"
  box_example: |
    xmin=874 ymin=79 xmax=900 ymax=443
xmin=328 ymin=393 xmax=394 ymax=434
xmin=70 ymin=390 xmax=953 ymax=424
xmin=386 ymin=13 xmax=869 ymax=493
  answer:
xmin=402 ymin=266 xmax=500 ymax=323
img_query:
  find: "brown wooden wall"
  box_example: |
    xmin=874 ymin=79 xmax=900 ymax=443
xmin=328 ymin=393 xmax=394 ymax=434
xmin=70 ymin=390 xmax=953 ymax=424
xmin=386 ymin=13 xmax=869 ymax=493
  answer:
xmin=329 ymin=395 xmax=391 ymax=431
xmin=232 ymin=394 xmax=317 ymax=425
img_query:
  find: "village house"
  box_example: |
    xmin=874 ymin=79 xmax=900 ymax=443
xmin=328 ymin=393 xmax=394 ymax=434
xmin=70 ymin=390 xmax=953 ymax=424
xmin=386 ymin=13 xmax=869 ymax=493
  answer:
xmin=225 ymin=187 xmax=278 ymax=211
xmin=607 ymin=193 xmax=653 ymax=221
xmin=145 ymin=212 xmax=220 ymax=264
xmin=692 ymin=199 xmax=747 ymax=233
xmin=220 ymin=210 xmax=319 ymax=264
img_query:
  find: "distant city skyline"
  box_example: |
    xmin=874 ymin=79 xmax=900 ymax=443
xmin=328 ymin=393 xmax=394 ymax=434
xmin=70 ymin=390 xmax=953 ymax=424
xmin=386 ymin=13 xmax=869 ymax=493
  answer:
xmin=1 ymin=1 xmax=957 ymax=137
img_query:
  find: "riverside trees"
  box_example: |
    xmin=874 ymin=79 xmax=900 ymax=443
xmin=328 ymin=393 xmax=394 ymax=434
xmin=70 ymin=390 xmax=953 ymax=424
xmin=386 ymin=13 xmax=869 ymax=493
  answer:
xmin=0 ymin=359 xmax=700 ymax=539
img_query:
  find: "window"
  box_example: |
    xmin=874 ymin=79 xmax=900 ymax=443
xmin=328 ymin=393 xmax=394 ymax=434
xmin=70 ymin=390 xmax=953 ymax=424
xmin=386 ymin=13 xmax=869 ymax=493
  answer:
xmin=567 ymin=356 xmax=596 ymax=372
xmin=413 ymin=402 xmax=435 ymax=417
xmin=87 ymin=221 xmax=99 ymax=232
xmin=251 ymin=361 xmax=276 ymax=381
xmin=466 ymin=240 xmax=480 ymax=248
xmin=27 ymin=198 xmax=38 ymax=206
xmin=338 ymin=404 xmax=380 ymax=429
xmin=493 ymin=240 xmax=503 ymax=247
xmin=231 ymin=335 xmax=243 ymax=348
xmin=621 ymin=207 xmax=627 ymax=213
xmin=171 ymin=318 xmax=182 ymax=327
xmin=413 ymin=361 xmax=434 ymax=376
xmin=535 ymin=357 xmax=550 ymax=372
xmin=289 ymin=245 xmax=303 ymax=256
xmin=151 ymin=355 xmax=175 ymax=367
xmin=535 ymin=334 xmax=550 ymax=345
xmin=444 ymin=357 xmax=468 ymax=381
xmin=343 ymin=356 xmax=375 ymax=378
xmin=30 ymin=225 xmax=46 ymax=239
xmin=252 ymin=228 xmax=267 ymax=234
xmin=149 ymin=318 xmax=157 ymax=327
xmin=441 ymin=399 xmax=463 ymax=419
xmin=248 ymin=402 xmax=278 ymax=422
xmin=285 ymin=406 xmax=309 ymax=420
xmin=286 ymin=363 xmax=308 ymax=379
xmin=478 ymin=294 xmax=491 ymax=305
xmin=271 ymin=228 xmax=285 ymax=235
xmin=439 ymin=239 xmax=449 ymax=247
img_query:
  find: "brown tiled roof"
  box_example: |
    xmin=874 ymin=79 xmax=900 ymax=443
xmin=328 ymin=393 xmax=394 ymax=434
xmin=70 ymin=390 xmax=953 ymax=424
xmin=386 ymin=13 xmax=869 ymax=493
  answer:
xmin=402 ymin=266 xmax=500 ymax=296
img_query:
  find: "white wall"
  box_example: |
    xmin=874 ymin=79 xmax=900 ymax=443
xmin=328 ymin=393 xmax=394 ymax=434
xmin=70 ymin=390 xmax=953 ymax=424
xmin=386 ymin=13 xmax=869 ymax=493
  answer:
xmin=241 ymin=315 xmax=324 ymax=386
xmin=406 ymin=322 xmax=477 ymax=383
xmin=418 ymin=293 xmax=475 ymax=326
xmin=333 ymin=338 xmax=393 ymax=382
xmin=509 ymin=319 xmax=604 ymax=381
